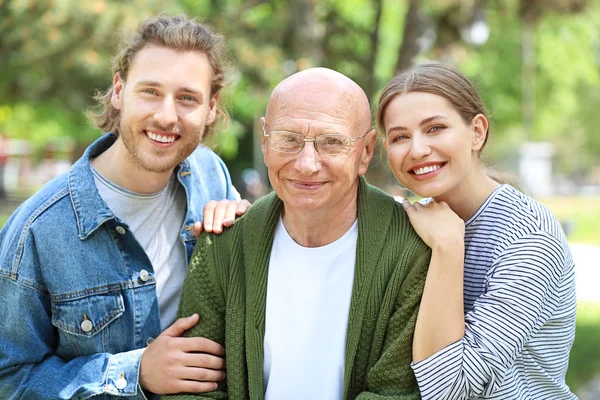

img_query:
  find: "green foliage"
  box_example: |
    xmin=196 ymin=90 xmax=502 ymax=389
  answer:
xmin=0 ymin=0 xmax=598 ymax=180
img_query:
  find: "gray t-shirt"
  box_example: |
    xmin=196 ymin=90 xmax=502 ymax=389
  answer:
xmin=92 ymin=168 xmax=187 ymax=330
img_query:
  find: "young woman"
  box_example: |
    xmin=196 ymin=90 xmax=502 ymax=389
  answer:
xmin=377 ymin=63 xmax=577 ymax=400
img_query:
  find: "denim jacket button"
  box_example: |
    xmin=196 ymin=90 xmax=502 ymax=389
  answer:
xmin=80 ymin=319 xmax=93 ymax=333
xmin=116 ymin=226 xmax=126 ymax=235
xmin=139 ymin=269 xmax=150 ymax=282
xmin=146 ymin=337 xmax=155 ymax=345
xmin=115 ymin=375 xmax=127 ymax=390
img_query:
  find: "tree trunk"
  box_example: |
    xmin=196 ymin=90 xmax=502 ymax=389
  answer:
xmin=290 ymin=0 xmax=325 ymax=66
xmin=395 ymin=0 xmax=425 ymax=73
xmin=364 ymin=0 xmax=383 ymax=99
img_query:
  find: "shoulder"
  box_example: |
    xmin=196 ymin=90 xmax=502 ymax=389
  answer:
xmin=478 ymin=185 xmax=567 ymax=250
xmin=478 ymin=186 xmax=572 ymax=276
xmin=364 ymin=182 xmax=427 ymax=243
xmin=0 ymin=172 xmax=72 ymax=271
xmin=359 ymin=181 xmax=431 ymax=263
xmin=182 ymin=145 xmax=238 ymax=203
xmin=186 ymin=145 xmax=230 ymax=175
xmin=2 ymin=171 xmax=71 ymax=232
xmin=199 ymin=191 xmax=281 ymax=249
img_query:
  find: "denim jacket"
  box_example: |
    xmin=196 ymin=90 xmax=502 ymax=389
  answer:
xmin=0 ymin=133 xmax=239 ymax=399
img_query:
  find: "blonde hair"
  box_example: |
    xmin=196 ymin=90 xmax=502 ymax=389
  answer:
xmin=88 ymin=14 xmax=230 ymax=138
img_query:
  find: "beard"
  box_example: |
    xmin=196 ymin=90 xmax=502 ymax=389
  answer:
xmin=118 ymin=112 xmax=204 ymax=174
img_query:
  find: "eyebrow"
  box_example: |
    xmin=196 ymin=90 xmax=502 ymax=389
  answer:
xmin=134 ymin=80 xmax=205 ymax=102
xmin=387 ymin=115 xmax=447 ymax=133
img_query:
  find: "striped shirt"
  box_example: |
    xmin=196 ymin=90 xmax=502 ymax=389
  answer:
xmin=412 ymin=184 xmax=578 ymax=400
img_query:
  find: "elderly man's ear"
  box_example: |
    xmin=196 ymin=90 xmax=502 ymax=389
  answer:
xmin=358 ymin=129 xmax=377 ymax=176
xmin=260 ymin=117 xmax=268 ymax=154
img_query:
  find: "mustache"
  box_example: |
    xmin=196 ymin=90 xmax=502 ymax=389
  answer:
xmin=144 ymin=123 xmax=183 ymax=134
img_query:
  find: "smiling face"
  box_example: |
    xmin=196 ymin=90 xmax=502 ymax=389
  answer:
xmin=262 ymin=69 xmax=375 ymax=214
xmin=110 ymin=44 xmax=218 ymax=174
xmin=383 ymin=91 xmax=487 ymax=200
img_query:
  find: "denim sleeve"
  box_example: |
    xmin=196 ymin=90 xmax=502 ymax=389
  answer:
xmin=0 ymin=237 xmax=150 ymax=399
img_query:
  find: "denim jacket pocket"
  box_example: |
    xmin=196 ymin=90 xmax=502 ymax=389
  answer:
xmin=51 ymin=290 xmax=125 ymax=358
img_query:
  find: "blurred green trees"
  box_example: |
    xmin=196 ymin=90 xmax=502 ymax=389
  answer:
xmin=1 ymin=0 xmax=599 ymax=184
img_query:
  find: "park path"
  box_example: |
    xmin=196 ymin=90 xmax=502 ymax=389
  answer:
xmin=572 ymin=243 xmax=600 ymax=303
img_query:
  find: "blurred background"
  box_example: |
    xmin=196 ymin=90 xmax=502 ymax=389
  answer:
xmin=1 ymin=0 xmax=599 ymax=397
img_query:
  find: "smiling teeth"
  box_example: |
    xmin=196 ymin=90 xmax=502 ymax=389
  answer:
xmin=414 ymin=165 xmax=441 ymax=175
xmin=147 ymin=132 xmax=176 ymax=143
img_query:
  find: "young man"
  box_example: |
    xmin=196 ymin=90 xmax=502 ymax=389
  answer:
xmin=0 ymin=15 xmax=245 ymax=399
xmin=167 ymin=68 xmax=431 ymax=400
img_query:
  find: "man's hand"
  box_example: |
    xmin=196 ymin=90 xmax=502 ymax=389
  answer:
xmin=139 ymin=314 xmax=225 ymax=394
xmin=192 ymin=199 xmax=251 ymax=237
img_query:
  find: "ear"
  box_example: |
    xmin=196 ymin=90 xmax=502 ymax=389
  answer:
xmin=471 ymin=114 xmax=488 ymax=152
xmin=260 ymin=117 xmax=268 ymax=156
xmin=206 ymin=92 xmax=220 ymax=126
xmin=110 ymin=73 xmax=125 ymax=110
xmin=358 ymin=129 xmax=377 ymax=176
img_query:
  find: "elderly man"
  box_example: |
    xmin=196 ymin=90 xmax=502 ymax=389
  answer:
xmin=167 ymin=68 xmax=430 ymax=400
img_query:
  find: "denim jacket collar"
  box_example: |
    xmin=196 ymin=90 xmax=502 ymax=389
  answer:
xmin=69 ymin=133 xmax=192 ymax=240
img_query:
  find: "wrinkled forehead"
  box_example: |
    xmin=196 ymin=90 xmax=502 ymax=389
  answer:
xmin=268 ymin=82 xmax=366 ymax=134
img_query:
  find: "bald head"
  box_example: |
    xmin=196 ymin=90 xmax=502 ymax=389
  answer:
xmin=265 ymin=68 xmax=372 ymax=133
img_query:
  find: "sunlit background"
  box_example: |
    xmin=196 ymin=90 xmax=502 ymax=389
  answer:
xmin=1 ymin=0 xmax=599 ymax=397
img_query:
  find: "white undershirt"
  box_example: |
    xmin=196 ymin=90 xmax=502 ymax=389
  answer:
xmin=92 ymin=168 xmax=187 ymax=330
xmin=263 ymin=217 xmax=358 ymax=400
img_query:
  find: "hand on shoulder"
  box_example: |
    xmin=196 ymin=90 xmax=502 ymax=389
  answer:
xmin=401 ymin=199 xmax=465 ymax=252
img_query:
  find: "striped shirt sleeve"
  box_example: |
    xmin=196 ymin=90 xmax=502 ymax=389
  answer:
xmin=411 ymin=231 xmax=567 ymax=400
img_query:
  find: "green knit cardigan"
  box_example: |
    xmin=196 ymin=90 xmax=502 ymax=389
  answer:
xmin=166 ymin=178 xmax=431 ymax=400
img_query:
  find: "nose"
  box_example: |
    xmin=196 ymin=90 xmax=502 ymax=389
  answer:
xmin=409 ymin=133 xmax=432 ymax=159
xmin=153 ymin=96 xmax=178 ymax=127
xmin=294 ymin=142 xmax=321 ymax=176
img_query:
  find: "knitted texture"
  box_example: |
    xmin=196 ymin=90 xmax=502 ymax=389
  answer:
xmin=165 ymin=177 xmax=430 ymax=400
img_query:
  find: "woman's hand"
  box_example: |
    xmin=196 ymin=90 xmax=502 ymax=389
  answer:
xmin=401 ymin=199 xmax=465 ymax=251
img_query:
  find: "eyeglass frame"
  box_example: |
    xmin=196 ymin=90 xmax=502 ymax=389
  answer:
xmin=262 ymin=123 xmax=372 ymax=156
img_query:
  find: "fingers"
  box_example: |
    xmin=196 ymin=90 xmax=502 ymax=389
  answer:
xmin=203 ymin=199 xmax=252 ymax=234
xmin=191 ymin=221 xmax=203 ymax=238
xmin=236 ymin=199 xmax=251 ymax=216
xmin=175 ymin=380 xmax=219 ymax=394
xmin=179 ymin=336 xmax=225 ymax=356
xmin=162 ymin=314 xmax=200 ymax=337
xmin=179 ymin=369 xmax=225 ymax=385
xmin=402 ymin=199 xmax=421 ymax=214
xmin=202 ymin=200 xmax=218 ymax=233
xmin=218 ymin=201 xmax=240 ymax=231
xmin=182 ymin=352 xmax=226 ymax=371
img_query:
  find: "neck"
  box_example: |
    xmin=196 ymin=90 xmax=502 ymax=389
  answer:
xmin=91 ymin=137 xmax=174 ymax=194
xmin=281 ymin=192 xmax=359 ymax=248
xmin=434 ymin=166 xmax=500 ymax=221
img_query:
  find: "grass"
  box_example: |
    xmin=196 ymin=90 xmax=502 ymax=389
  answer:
xmin=539 ymin=196 xmax=600 ymax=246
xmin=568 ymin=302 xmax=600 ymax=392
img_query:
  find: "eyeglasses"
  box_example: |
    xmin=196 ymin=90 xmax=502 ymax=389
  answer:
xmin=262 ymin=123 xmax=370 ymax=156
